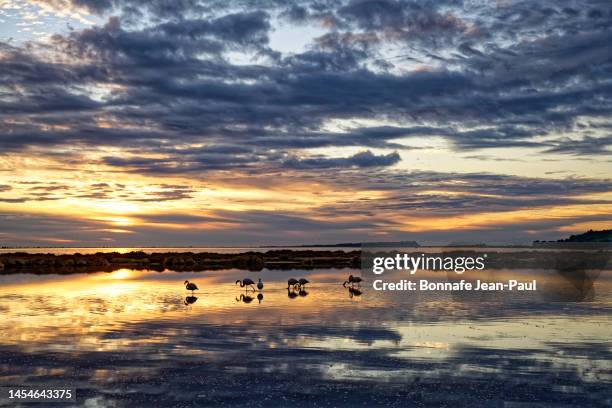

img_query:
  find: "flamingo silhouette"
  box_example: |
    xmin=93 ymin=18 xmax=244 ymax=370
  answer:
xmin=287 ymin=288 xmax=298 ymax=299
xmin=343 ymin=275 xmax=363 ymax=287
xmin=287 ymin=278 xmax=299 ymax=289
xmin=257 ymin=278 xmax=264 ymax=290
xmin=184 ymin=280 xmax=199 ymax=293
xmin=236 ymin=278 xmax=256 ymax=291
xmin=298 ymin=278 xmax=309 ymax=289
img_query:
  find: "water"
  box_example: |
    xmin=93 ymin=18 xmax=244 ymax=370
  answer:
xmin=0 ymin=267 xmax=610 ymax=407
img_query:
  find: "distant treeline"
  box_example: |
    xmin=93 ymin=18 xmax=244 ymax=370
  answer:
xmin=534 ymin=229 xmax=612 ymax=244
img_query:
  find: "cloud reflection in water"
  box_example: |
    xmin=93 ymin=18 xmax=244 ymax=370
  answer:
xmin=0 ymin=267 xmax=610 ymax=407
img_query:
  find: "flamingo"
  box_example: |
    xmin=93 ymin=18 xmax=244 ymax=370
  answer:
xmin=343 ymin=275 xmax=363 ymax=287
xmin=287 ymin=288 xmax=298 ymax=299
xmin=184 ymin=280 xmax=199 ymax=293
xmin=287 ymin=278 xmax=299 ymax=289
xmin=257 ymin=278 xmax=264 ymax=290
xmin=236 ymin=278 xmax=256 ymax=291
xmin=297 ymin=278 xmax=309 ymax=288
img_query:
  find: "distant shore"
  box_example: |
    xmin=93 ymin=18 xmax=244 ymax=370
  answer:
xmin=0 ymin=249 xmax=609 ymax=274
xmin=0 ymin=250 xmax=360 ymax=274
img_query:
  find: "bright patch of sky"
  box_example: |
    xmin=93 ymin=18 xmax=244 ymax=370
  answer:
xmin=268 ymin=16 xmax=326 ymax=55
xmin=0 ymin=1 xmax=99 ymax=43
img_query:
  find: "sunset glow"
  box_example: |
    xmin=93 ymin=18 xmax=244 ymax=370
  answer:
xmin=0 ymin=0 xmax=610 ymax=246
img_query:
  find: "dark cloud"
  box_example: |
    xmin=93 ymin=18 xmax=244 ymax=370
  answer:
xmin=1 ymin=0 xmax=610 ymax=162
xmin=283 ymin=150 xmax=401 ymax=169
xmin=546 ymin=135 xmax=612 ymax=156
xmin=102 ymin=151 xmax=262 ymax=173
xmin=0 ymin=198 xmax=27 ymax=203
xmin=130 ymin=186 xmax=195 ymax=202
xmin=3 ymin=0 xmax=612 ymax=174
xmin=338 ymin=0 xmax=472 ymax=48
xmin=101 ymin=149 xmax=401 ymax=174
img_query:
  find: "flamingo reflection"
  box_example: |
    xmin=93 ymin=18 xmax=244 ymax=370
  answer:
xmin=184 ymin=296 xmax=198 ymax=305
xmin=236 ymin=294 xmax=254 ymax=303
xmin=348 ymin=286 xmax=362 ymax=299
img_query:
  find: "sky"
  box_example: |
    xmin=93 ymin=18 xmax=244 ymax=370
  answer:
xmin=0 ymin=0 xmax=611 ymax=247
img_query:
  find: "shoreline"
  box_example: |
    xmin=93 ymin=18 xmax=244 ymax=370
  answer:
xmin=0 ymin=249 xmax=609 ymax=275
xmin=0 ymin=250 xmax=361 ymax=274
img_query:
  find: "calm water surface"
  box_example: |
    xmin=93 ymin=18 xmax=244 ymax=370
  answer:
xmin=0 ymin=267 xmax=610 ymax=407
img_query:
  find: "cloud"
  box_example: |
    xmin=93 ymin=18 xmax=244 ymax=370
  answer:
xmin=1 ymin=0 xmax=611 ymax=245
xmin=101 ymin=149 xmax=401 ymax=174
xmin=0 ymin=181 xmax=196 ymax=203
xmin=546 ymin=135 xmax=612 ymax=156
xmin=25 ymin=0 xmax=206 ymax=17
xmin=1 ymin=169 xmax=610 ymax=245
xmin=3 ymin=2 xmax=611 ymax=149
xmin=3 ymin=0 xmax=612 ymax=170
xmin=283 ymin=150 xmax=401 ymax=169
xmin=1 ymin=1 xmax=610 ymax=160
xmin=306 ymin=169 xmax=612 ymax=215
xmin=337 ymin=0 xmax=472 ymax=47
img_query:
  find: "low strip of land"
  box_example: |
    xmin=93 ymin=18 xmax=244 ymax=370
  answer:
xmin=0 ymin=250 xmax=360 ymax=274
xmin=0 ymin=249 xmax=609 ymax=274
